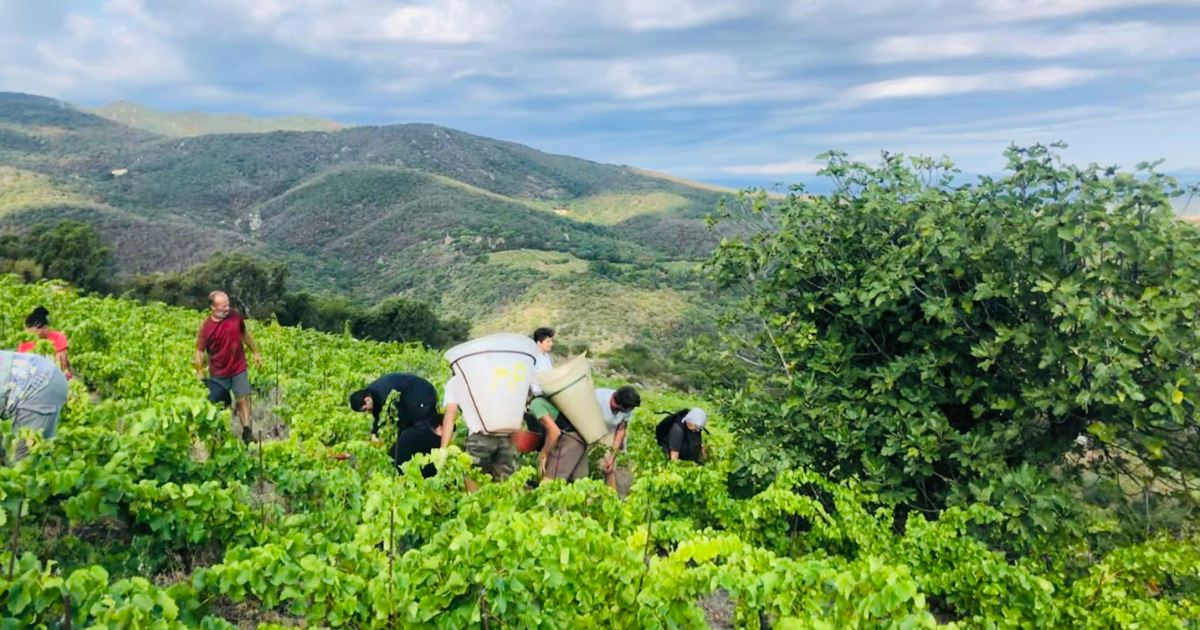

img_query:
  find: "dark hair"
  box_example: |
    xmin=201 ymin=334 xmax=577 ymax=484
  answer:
xmin=25 ymin=306 xmax=50 ymax=329
xmin=614 ymin=386 xmax=640 ymax=411
xmin=348 ymin=389 xmax=372 ymax=412
xmin=533 ymin=327 xmax=554 ymax=343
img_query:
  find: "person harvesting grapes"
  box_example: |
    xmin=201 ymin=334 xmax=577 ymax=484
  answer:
xmin=655 ymin=408 xmax=708 ymax=462
xmin=195 ymin=291 xmax=262 ymax=443
xmin=440 ymin=373 xmax=521 ymax=490
xmin=17 ymin=306 xmax=72 ymax=379
xmin=596 ymin=385 xmax=640 ymax=491
xmin=349 ymin=372 xmax=442 ymax=475
xmin=530 ymin=327 xmax=554 ymax=395
xmin=0 ymin=351 xmax=68 ymax=463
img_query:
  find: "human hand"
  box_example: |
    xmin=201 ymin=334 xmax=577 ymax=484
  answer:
xmin=603 ymin=454 xmax=615 ymax=474
xmin=252 ymin=352 xmax=263 ymax=368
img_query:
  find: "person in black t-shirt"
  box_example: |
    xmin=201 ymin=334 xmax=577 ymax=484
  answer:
xmin=349 ymin=373 xmax=441 ymax=476
xmin=656 ymin=408 xmax=708 ymax=463
xmin=349 ymin=373 xmax=438 ymax=438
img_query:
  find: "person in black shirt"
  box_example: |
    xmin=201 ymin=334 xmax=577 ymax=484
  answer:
xmin=656 ymin=408 xmax=708 ymax=463
xmin=349 ymin=373 xmax=441 ymax=476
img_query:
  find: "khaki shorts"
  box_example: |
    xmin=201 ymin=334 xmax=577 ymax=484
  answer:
xmin=545 ymin=432 xmax=588 ymax=482
xmin=466 ymin=432 xmax=518 ymax=480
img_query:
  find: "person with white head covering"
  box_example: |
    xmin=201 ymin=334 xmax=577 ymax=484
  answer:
xmin=655 ymin=407 xmax=708 ymax=462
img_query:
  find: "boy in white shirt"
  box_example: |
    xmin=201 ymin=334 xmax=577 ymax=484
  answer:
xmin=531 ymin=327 xmax=555 ymax=395
xmin=595 ymin=385 xmax=640 ymax=491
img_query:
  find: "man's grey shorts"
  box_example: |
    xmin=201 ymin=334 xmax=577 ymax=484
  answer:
xmin=210 ymin=371 xmax=251 ymax=400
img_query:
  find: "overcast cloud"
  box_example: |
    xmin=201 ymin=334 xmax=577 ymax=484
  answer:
xmin=1 ymin=0 xmax=1197 ymax=186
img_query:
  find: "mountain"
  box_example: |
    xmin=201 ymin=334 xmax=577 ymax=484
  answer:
xmin=86 ymin=101 xmax=346 ymax=137
xmin=0 ymin=92 xmax=727 ymax=356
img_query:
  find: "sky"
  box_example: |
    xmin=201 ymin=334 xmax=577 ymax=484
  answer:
xmin=1 ymin=0 xmax=1199 ymax=189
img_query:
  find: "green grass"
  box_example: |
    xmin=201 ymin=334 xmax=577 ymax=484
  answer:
xmin=528 ymin=191 xmax=693 ymax=225
xmin=487 ymin=249 xmax=589 ymax=277
xmin=0 ymin=167 xmax=95 ymax=214
xmin=471 ymin=276 xmax=693 ymax=353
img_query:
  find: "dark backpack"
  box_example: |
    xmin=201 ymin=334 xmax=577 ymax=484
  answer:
xmin=656 ymin=409 xmax=704 ymax=462
xmin=654 ymin=410 xmax=689 ymax=449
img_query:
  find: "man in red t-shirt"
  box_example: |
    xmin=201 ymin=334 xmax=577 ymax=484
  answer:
xmin=195 ymin=291 xmax=262 ymax=443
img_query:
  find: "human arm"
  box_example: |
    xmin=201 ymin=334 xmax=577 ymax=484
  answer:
xmin=194 ymin=326 xmax=207 ymax=380
xmin=55 ymin=349 xmax=72 ymax=379
xmin=50 ymin=333 xmax=72 ymax=378
xmin=241 ymin=325 xmax=263 ymax=368
xmin=667 ymin=423 xmax=684 ymax=461
xmin=538 ymin=415 xmax=561 ymax=479
xmin=439 ymin=403 xmax=458 ymax=450
xmin=604 ymin=422 xmax=627 ymax=473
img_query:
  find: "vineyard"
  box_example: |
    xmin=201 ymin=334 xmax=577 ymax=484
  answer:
xmin=0 ymin=274 xmax=1198 ymax=629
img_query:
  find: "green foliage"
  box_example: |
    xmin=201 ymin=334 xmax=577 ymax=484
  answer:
xmin=276 ymin=291 xmax=361 ymax=334
xmin=707 ymin=145 xmax=1200 ymax=517
xmin=126 ymin=252 xmax=288 ymax=319
xmin=352 ymin=295 xmax=468 ymax=349
xmin=0 ymin=278 xmax=1196 ymax=629
xmin=13 ymin=221 xmax=114 ymax=293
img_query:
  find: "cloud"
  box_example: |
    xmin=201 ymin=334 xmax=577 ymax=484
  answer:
xmin=846 ymin=66 xmax=1099 ymax=101
xmin=621 ymin=0 xmax=749 ymax=31
xmin=723 ymin=160 xmax=826 ymax=175
xmin=104 ymin=0 xmax=169 ymax=32
xmin=22 ymin=16 xmax=185 ymax=93
xmin=539 ymin=53 xmax=821 ymax=110
xmin=381 ymin=0 xmax=501 ymax=42
xmin=976 ymin=0 xmax=1200 ymax=20
xmin=871 ymin=21 xmax=1200 ymax=62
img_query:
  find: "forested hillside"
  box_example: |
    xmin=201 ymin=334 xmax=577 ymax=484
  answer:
xmin=0 ymin=92 xmax=728 ymax=356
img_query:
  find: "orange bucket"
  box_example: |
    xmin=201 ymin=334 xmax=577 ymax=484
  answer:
xmin=513 ymin=430 xmax=543 ymax=453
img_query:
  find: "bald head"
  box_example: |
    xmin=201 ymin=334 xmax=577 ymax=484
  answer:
xmin=209 ymin=291 xmax=231 ymax=320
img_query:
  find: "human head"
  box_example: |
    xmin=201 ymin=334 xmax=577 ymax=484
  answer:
xmin=533 ymin=327 xmax=554 ymax=353
xmin=683 ymin=408 xmax=708 ymax=431
xmin=24 ymin=306 xmax=50 ymax=336
xmin=349 ymin=389 xmax=374 ymax=413
xmin=209 ymin=291 xmax=231 ymax=320
xmin=611 ymin=386 xmax=640 ymax=414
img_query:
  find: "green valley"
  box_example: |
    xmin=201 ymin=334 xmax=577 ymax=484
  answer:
xmin=0 ymin=92 xmax=728 ymax=365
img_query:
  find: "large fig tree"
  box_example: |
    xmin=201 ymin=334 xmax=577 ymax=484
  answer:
xmin=707 ymin=145 xmax=1200 ymax=516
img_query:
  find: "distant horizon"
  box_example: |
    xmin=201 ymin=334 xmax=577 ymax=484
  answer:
xmin=71 ymin=92 xmax=1200 ymax=192
xmin=13 ymin=85 xmax=1200 ymax=194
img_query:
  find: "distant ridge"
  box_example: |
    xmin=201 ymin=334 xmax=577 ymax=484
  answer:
xmin=86 ymin=101 xmax=346 ymax=137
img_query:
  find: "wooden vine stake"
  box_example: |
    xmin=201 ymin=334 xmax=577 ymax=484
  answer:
xmin=389 ymin=507 xmax=396 ymax=626
xmin=7 ymin=498 xmax=21 ymax=580
xmin=257 ymin=430 xmax=266 ymax=534
xmin=636 ymin=490 xmax=655 ymax=598
xmin=479 ymin=584 xmax=492 ymax=630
